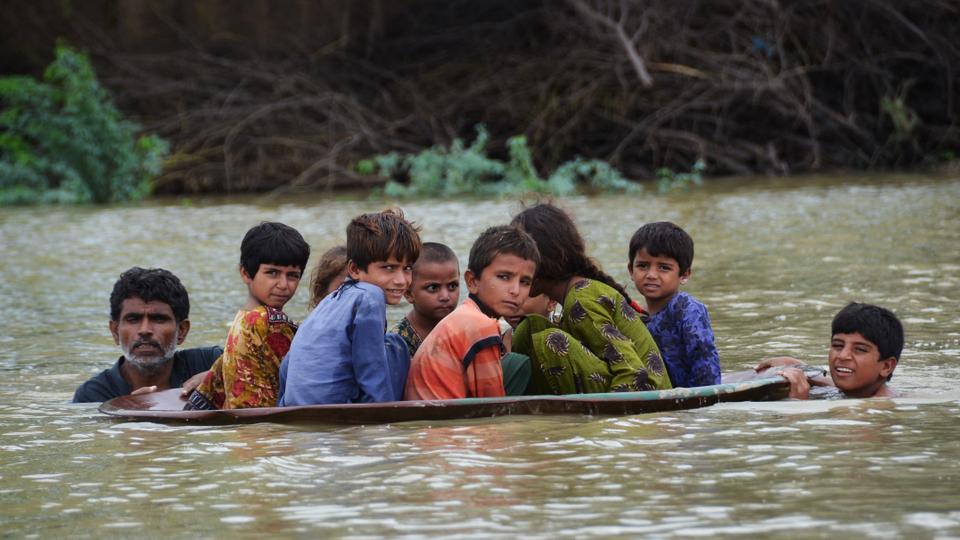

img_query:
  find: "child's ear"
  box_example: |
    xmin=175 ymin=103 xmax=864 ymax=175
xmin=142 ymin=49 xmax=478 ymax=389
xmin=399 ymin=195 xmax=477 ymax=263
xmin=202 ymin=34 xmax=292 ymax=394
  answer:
xmin=239 ymin=264 xmax=253 ymax=284
xmin=879 ymin=356 xmax=897 ymax=379
xmin=679 ymin=268 xmax=692 ymax=285
xmin=464 ymin=269 xmax=480 ymax=295
xmin=346 ymin=260 xmax=362 ymax=280
xmin=403 ymin=287 xmax=415 ymax=304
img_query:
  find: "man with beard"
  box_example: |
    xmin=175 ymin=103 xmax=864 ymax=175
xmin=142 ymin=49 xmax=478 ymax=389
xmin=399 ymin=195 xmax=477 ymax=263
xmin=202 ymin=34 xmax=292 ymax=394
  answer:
xmin=72 ymin=267 xmax=222 ymax=402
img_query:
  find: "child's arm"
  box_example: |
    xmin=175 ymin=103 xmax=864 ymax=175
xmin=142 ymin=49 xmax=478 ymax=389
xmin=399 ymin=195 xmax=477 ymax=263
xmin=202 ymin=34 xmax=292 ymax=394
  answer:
xmin=351 ymin=294 xmax=401 ymax=402
xmin=680 ymin=300 xmax=722 ymax=386
xmin=578 ymin=298 xmax=673 ymax=391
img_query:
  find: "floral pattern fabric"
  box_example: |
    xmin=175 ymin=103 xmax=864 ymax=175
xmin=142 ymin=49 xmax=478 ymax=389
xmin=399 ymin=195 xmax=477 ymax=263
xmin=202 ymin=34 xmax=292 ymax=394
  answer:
xmin=645 ymin=291 xmax=721 ymax=387
xmin=186 ymin=306 xmax=296 ymax=409
xmin=390 ymin=316 xmax=423 ymax=357
xmin=513 ymin=278 xmax=671 ymax=395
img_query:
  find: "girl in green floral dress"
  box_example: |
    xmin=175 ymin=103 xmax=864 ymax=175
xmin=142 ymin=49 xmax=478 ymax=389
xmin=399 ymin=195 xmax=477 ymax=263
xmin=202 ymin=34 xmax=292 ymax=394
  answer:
xmin=510 ymin=203 xmax=672 ymax=395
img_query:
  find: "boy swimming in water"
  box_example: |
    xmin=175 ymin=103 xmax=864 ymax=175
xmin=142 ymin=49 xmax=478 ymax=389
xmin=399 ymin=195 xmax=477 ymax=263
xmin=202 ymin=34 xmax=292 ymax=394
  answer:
xmin=756 ymin=302 xmax=903 ymax=399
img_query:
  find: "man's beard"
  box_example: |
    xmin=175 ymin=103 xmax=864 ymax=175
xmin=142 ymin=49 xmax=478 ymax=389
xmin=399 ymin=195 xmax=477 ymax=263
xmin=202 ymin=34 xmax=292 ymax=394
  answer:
xmin=122 ymin=333 xmax=177 ymax=377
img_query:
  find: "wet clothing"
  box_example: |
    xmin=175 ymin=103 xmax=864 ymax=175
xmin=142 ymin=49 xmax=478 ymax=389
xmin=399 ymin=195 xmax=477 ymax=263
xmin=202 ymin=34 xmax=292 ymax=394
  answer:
xmin=405 ymin=298 xmax=506 ymax=400
xmin=185 ymin=306 xmax=296 ymax=410
xmin=278 ymin=279 xmax=410 ymax=405
xmin=512 ymin=278 xmax=671 ymax=395
xmin=72 ymin=347 xmax=222 ymax=403
xmin=390 ymin=316 xmax=424 ymax=357
xmin=646 ymin=291 xmax=721 ymax=388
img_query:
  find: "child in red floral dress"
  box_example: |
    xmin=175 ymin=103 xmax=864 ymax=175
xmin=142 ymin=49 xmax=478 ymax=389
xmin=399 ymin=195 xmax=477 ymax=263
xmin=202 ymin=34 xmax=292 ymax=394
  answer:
xmin=185 ymin=222 xmax=310 ymax=409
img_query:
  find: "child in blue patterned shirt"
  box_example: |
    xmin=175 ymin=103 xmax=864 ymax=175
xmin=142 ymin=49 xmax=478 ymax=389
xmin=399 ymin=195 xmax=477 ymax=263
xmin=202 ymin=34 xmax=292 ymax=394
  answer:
xmin=628 ymin=222 xmax=720 ymax=387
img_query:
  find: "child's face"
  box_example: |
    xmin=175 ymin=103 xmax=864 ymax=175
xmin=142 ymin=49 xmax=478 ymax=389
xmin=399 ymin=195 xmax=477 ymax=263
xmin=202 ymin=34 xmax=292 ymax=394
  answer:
xmin=349 ymin=256 xmax=413 ymax=305
xmin=242 ymin=263 xmax=303 ymax=309
xmin=405 ymin=261 xmax=460 ymax=323
xmin=828 ymin=332 xmax=897 ymax=395
xmin=465 ymin=253 xmax=536 ymax=318
xmin=629 ymin=248 xmax=689 ymax=302
xmin=324 ymin=268 xmax=349 ymax=298
xmin=504 ymin=293 xmax=556 ymax=327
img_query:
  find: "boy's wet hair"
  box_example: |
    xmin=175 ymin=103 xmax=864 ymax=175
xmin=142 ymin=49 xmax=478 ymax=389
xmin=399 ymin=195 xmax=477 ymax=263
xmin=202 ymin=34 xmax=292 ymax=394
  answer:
xmin=628 ymin=221 xmax=694 ymax=275
xmin=416 ymin=242 xmax=458 ymax=269
xmin=832 ymin=303 xmax=904 ymax=364
xmin=309 ymin=245 xmax=348 ymax=308
xmin=468 ymin=225 xmax=540 ymax=276
xmin=110 ymin=267 xmax=190 ymax=322
xmin=511 ymin=202 xmax=635 ymax=304
xmin=240 ymin=222 xmax=311 ymax=278
xmin=347 ymin=209 xmax=421 ymax=270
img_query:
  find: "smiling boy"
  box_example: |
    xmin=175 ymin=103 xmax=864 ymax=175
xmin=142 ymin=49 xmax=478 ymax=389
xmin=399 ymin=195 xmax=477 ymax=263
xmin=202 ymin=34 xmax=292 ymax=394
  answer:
xmin=279 ymin=209 xmax=422 ymax=405
xmin=759 ymin=303 xmax=904 ymax=399
xmin=628 ymin=222 xmax=720 ymax=387
xmin=185 ymin=222 xmax=309 ymax=410
xmin=405 ymin=225 xmax=540 ymax=400
xmin=391 ymin=242 xmax=461 ymax=356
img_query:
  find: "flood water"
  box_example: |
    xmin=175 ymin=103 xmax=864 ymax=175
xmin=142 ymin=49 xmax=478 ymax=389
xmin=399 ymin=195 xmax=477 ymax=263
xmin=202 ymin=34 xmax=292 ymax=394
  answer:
xmin=1 ymin=174 xmax=958 ymax=538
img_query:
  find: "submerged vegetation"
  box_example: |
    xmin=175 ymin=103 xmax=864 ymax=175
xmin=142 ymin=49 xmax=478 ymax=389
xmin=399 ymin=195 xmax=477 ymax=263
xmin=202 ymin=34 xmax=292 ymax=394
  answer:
xmin=359 ymin=125 xmax=639 ymax=198
xmin=0 ymin=45 xmax=167 ymax=204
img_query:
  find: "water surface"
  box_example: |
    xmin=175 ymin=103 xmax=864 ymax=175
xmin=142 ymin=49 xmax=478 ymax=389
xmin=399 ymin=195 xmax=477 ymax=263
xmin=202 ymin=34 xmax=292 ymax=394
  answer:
xmin=1 ymin=174 xmax=958 ymax=538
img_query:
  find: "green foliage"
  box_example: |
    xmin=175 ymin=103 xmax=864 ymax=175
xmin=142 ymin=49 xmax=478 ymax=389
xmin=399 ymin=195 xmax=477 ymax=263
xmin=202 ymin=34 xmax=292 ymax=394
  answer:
xmin=363 ymin=125 xmax=640 ymax=198
xmin=0 ymin=44 xmax=168 ymax=205
xmin=656 ymin=160 xmax=706 ymax=193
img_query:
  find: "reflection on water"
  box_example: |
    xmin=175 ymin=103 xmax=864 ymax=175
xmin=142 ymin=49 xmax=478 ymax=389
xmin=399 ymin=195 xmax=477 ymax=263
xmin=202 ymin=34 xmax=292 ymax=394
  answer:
xmin=1 ymin=174 xmax=959 ymax=537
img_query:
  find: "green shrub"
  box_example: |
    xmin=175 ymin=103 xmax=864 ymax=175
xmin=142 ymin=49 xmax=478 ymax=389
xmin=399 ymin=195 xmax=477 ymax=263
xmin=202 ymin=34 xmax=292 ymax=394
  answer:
xmin=0 ymin=44 xmax=168 ymax=204
xmin=656 ymin=160 xmax=706 ymax=193
xmin=360 ymin=125 xmax=641 ymax=198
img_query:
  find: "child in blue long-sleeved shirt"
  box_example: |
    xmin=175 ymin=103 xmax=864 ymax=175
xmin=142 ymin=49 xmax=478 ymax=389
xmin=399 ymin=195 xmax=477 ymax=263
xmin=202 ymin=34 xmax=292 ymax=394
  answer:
xmin=627 ymin=222 xmax=720 ymax=387
xmin=278 ymin=209 xmax=422 ymax=405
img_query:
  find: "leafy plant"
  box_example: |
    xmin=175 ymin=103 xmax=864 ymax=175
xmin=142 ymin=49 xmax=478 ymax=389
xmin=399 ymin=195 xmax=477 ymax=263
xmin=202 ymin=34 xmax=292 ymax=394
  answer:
xmin=360 ymin=124 xmax=641 ymax=198
xmin=656 ymin=160 xmax=706 ymax=193
xmin=0 ymin=44 xmax=168 ymax=204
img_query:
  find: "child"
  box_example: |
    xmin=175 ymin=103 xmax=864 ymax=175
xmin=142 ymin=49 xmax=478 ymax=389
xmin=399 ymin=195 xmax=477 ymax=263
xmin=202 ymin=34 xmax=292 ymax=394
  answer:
xmin=405 ymin=225 xmax=539 ymax=400
xmin=628 ymin=221 xmax=721 ymax=387
xmin=185 ymin=222 xmax=309 ymax=409
xmin=391 ymin=242 xmax=461 ymax=356
xmin=510 ymin=203 xmax=672 ymax=394
xmin=309 ymin=245 xmax=348 ymax=308
xmin=756 ymin=302 xmax=903 ymax=399
xmin=279 ymin=209 xmax=421 ymax=405
xmin=504 ymin=293 xmax=558 ymax=329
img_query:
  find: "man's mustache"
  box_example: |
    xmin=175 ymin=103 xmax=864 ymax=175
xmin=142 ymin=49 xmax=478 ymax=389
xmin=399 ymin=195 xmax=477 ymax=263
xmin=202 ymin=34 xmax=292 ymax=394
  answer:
xmin=132 ymin=339 xmax=162 ymax=349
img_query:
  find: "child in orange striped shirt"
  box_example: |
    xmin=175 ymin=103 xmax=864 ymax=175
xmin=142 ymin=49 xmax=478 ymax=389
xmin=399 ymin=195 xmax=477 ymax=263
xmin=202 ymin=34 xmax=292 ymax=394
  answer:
xmin=405 ymin=225 xmax=539 ymax=400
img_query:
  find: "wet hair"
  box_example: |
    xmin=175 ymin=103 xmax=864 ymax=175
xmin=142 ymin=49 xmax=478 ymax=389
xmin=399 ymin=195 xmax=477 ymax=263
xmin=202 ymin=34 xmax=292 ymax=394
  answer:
xmin=468 ymin=225 xmax=540 ymax=276
xmin=346 ymin=208 xmax=422 ymax=270
xmin=628 ymin=221 xmax=694 ymax=275
xmin=309 ymin=245 xmax=348 ymax=308
xmin=832 ymin=303 xmax=904 ymax=372
xmin=110 ymin=267 xmax=190 ymax=322
xmin=511 ymin=202 xmax=635 ymax=303
xmin=240 ymin=222 xmax=311 ymax=278
xmin=416 ymin=242 xmax=458 ymax=269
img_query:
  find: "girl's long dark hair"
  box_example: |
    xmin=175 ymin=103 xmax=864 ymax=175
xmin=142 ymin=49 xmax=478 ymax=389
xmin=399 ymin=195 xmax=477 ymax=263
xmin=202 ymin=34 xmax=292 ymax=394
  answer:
xmin=510 ymin=202 xmax=635 ymax=304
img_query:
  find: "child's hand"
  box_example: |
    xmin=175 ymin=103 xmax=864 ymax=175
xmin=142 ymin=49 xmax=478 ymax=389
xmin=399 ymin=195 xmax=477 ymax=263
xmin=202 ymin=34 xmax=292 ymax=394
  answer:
xmin=501 ymin=327 xmax=513 ymax=353
xmin=131 ymin=385 xmax=158 ymax=396
xmin=755 ymin=356 xmax=805 ymax=372
xmin=179 ymin=371 xmax=209 ymax=398
xmin=780 ymin=368 xmax=810 ymax=400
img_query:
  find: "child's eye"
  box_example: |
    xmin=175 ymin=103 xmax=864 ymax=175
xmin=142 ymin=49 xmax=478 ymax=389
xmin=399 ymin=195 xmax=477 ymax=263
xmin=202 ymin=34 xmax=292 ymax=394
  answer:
xmin=520 ymin=278 xmax=532 ymax=286
xmin=447 ymin=283 xmax=459 ymax=291
xmin=404 ymin=266 xmax=413 ymax=273
xmin=426 ymin=285 xmax=439 ymax=292
xmin=659 ymin=265 xmax=672 ymax=272
xmin=383 ymin=265 xmax=395 ymax=271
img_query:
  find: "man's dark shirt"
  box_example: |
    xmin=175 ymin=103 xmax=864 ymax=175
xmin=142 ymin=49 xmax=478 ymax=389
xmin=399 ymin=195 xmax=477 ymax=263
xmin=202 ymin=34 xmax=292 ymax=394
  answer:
xmin=72 ymin=347 xmax=222 ymax=403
